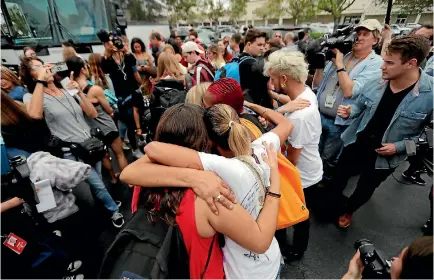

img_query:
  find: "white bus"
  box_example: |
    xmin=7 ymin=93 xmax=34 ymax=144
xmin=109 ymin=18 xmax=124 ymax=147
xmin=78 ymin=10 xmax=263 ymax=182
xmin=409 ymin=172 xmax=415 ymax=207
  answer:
xmin=1 ymin=0 xmax=127 ymax=72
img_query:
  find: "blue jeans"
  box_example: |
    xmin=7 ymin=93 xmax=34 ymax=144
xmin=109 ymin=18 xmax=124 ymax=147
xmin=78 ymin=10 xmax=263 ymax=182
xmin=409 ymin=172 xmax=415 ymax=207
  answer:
xmin=6 ymin=147 xmax=32 ymax=159
xmin=319 ymin=114 xmax=347 ymax=180
xmin=64 ymin=154 xmax=119 ymax=214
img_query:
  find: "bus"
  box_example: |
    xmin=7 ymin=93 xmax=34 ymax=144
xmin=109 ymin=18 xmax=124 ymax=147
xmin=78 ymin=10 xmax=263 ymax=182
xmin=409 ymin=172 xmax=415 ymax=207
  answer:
xmin=1 ymin=0 xmax=127 ymax=72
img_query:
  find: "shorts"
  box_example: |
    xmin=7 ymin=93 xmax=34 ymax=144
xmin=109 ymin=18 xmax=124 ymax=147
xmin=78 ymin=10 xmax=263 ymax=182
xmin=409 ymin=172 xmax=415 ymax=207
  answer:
xmin=103 ymin=131 xmax=119 ymax=146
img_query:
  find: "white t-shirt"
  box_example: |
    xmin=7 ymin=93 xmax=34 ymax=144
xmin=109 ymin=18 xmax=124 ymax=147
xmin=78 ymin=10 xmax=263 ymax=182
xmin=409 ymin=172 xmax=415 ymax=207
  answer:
xmin=284 ymin=87 xmax=323 ymax=188
xmin=198 ymin=132 xmax=282 ymax=279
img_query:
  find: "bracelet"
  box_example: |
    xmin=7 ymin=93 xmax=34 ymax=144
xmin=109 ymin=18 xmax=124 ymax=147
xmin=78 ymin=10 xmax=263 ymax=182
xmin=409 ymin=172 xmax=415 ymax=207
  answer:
xmin=261 ymin=108 xmax=268 ymax=116
xmin=336 ymin=68 xmax=346 ymax=73
xmin=267 ymin=191 xmax=281 ymax=199
xmin=35 ymin=79 xmax=48 ymax=87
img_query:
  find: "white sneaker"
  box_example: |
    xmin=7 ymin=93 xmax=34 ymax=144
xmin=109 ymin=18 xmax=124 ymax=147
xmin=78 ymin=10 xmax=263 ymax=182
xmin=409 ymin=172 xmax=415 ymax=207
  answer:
xmin=63 ymin=274 xmax=84 ymax=280
xmin=111 ymin=212 xmax=124 ymax=228
xmin=122 ymin=142 xmax=130 ymax=150
xmin=53 ymin=230 xmax=62 ymax=237
xmin=67 ymin=260 xmax=82 ymax=273
xmin=115 ymin=200 xmax=122 ymax=208
xmin=132 ymin=148 xmax=144 ymax=158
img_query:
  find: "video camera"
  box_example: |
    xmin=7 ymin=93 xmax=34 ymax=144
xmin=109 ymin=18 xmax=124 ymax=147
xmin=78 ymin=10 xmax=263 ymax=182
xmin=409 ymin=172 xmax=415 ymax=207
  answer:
xmin=354 ymin=239 xmax=392 ymax=279
xmin=1 ymin=156 xmax=39 ymax=206
xmin=97 ymin=28 xmax=125 ymax=51
xmin=404 ymin=120 xmax=433 ymax=177
xmin=306 ymin=25 xmax=357 ymax=69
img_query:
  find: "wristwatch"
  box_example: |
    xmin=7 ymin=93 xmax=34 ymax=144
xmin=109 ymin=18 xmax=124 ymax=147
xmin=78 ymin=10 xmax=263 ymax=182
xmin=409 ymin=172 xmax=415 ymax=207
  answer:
xmin=336 ymin=68 xmax=346 ymax=73
xmin=35 ymin=79 xmax=48 ymax=87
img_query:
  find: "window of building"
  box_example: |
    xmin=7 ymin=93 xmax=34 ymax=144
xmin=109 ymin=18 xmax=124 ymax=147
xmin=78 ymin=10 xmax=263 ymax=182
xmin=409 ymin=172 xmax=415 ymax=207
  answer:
xmin=343 ymin=16 xmax=361 ymax=24
xmin=395 ymin=14 xmax=407 ymax=25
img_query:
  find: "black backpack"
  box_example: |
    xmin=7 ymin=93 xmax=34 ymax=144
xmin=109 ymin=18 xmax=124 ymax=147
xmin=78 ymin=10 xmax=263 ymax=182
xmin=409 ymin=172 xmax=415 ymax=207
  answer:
xmin=98 ymin=207 xmax=190 ymax=279
xmin=149 ymin=79 xmax=187 ymax=140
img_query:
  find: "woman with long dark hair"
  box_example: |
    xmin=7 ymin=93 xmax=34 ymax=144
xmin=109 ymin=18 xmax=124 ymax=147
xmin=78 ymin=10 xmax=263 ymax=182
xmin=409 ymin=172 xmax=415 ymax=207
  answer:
xmin=218 ymin=40 xmax=232 ymax=63
xmin=21 ymin=56 xmax=124 ymax=228
xmin=125 ymin=103 xmax=282 ymax=278
xmin=131 ymin=37 xmax=154 ymax=80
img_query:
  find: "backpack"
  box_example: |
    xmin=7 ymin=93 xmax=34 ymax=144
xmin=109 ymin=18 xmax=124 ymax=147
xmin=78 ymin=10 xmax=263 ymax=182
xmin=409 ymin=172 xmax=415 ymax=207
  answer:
xmin=86 ymin=80 xmax=118 ymax=110
xmin=195 ymin=63 xmax=215 ymax=83
xmin=98 ymin=207 xmax=190 ymax=279
xmin=214 ymin=56 xmax=255 ymax=83
xmin=149 ymin=79 xmax=187 ymax=140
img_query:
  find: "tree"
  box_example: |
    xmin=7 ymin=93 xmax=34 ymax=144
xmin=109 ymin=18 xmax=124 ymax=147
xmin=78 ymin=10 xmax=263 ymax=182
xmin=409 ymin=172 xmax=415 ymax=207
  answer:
xmin=255 ymin=0 xmax=317 ymax=25
xmin=228 ymin=0 xmax=247 ymax=23
xmin=165 ymin=0 xmax=198 ymax=23
xmin=204 ymin=0 xmax=226 ymax=24
xmin=374 ymin=0 xmax=432 ymax=15
xmin=317 ymin=0 xmax=357 ymax=31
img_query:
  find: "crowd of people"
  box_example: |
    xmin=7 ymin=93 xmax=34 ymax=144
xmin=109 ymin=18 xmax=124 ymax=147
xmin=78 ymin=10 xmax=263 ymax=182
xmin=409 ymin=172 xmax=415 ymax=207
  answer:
xmin=1 ymin=19 xmax=433 ymax=279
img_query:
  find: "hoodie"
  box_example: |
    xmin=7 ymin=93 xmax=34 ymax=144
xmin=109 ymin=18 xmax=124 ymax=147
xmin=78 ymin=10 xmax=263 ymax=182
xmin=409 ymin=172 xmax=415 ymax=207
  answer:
xmin=192 ymin=58 xmax=215 ymax=85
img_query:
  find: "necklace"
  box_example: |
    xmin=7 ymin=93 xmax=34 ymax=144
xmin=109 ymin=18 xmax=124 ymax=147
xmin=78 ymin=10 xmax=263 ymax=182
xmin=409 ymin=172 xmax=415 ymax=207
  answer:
xmin=113 ymin=55 xmax=127 ymax=80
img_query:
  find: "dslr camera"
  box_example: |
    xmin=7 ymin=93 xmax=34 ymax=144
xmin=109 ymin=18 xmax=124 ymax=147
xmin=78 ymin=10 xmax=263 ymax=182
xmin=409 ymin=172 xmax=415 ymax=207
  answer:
xmin=404 ymin=120 xmax=433 ymax=177
xmin=97 ymin=28 xmax=125 ymax=50
xmin=354 ymin=239 xmax=391 ymax=279
xmin=306 ymin=25 xmax=357 ymax=69
xmin=1 ymin=155 xmax=39 ymax=205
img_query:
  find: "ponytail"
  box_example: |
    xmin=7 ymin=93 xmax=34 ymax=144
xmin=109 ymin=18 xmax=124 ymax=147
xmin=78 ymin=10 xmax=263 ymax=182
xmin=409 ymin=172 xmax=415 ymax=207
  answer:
xmin=204 ymin=104 xmax=251 ymax=156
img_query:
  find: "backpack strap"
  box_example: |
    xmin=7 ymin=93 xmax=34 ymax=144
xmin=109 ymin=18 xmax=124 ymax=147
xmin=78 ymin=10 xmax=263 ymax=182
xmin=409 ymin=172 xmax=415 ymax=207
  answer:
xmin=196 ymin=64 xmax=215 ymax=83
xmin=237 ymin=156 xmax=267 ymax=198
xmin=200 ymin=234 xmax=216 ymax=279
xmin=82 ymin=84 xmax=93 ymax=95
xmin=238 ymin=56 xmax=256 ymax=65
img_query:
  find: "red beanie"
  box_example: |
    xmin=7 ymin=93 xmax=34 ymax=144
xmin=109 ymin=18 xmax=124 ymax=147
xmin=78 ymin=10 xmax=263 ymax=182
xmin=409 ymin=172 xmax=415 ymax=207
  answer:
xmin=207 ymin=78 xmax=244 ymax=114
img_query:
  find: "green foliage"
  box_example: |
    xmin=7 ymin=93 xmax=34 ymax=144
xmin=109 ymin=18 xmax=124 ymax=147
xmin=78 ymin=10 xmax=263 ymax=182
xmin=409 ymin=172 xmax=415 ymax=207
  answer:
xmin=310 ymin=31 xmax=324 ymax=39
xmin=127 ymin=0 xmax=165 ymax=22
xmin=317 ymin=0 xmax=356 ymax=19
xmin=165 ymin=0 xmax=198 ymax=23
xmin=255 ymin=0 xmax=318 ymax=24
xmin=204 ymin=0 xmax=226 ymax=23
xmin=229 ymin=0 xmax=247 ymax=22
xmin=374 ymin=0 xmax=433 ymax=15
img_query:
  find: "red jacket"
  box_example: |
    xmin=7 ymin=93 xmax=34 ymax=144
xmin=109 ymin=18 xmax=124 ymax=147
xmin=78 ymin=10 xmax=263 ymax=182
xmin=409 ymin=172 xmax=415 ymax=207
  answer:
xmin=192 ymin=58 xmax=215 ymax=85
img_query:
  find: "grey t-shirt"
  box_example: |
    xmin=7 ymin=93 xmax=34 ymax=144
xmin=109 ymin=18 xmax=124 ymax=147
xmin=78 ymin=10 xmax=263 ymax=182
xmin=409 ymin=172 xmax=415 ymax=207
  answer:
xmin=43 ymin=91 xmax=91 ymax=143
xmin=318 ymin=58 xmax=359 ymax=118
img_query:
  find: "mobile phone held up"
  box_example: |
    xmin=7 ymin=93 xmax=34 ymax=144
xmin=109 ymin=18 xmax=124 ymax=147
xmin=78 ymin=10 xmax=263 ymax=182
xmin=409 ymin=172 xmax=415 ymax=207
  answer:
xmin=60 ymin=77 xmax=79 ymax=96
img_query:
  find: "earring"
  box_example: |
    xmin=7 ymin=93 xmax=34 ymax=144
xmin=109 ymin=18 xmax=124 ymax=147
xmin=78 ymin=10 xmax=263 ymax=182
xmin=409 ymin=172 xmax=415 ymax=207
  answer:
xmin=281 ymin=83 xmax=286 ymax=89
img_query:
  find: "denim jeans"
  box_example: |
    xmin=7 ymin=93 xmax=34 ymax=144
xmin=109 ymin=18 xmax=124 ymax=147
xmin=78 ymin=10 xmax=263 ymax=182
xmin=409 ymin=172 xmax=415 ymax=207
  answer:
xmin=319 ymin=114 xmax=347 ymax=180
xmin=64 ymin=153 xmax=118 ymax=214
xmin=6 ymin=147 xmax=32 ymax=159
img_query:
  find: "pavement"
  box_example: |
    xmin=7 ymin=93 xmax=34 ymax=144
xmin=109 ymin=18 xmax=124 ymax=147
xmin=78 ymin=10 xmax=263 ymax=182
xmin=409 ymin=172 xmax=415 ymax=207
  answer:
xmin=63 ymin=158 xmax=432 ymax=279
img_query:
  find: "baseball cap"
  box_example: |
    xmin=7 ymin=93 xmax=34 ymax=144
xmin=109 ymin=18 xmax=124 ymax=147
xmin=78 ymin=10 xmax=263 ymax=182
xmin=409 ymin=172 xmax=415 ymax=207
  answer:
xmin=207 ymin=78 xmax=244 ymax=114
xmin=182 ymin=41 xmax=204 ymax=54
xmin=355 ymin=19 xmax=383 ymax=32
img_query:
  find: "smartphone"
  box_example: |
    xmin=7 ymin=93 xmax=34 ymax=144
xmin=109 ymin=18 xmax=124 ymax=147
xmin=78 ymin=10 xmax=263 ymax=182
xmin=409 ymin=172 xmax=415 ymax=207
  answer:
xmin=51 ymin=62 xmax=68 ymax=73
xmin=60 ymin=77 xmax=79 ymax=96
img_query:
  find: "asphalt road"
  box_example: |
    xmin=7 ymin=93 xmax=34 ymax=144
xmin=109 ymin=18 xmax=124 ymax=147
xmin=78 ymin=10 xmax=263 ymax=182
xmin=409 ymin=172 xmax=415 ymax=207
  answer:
xmin=62 ymin=159 xmax=432 ymax=279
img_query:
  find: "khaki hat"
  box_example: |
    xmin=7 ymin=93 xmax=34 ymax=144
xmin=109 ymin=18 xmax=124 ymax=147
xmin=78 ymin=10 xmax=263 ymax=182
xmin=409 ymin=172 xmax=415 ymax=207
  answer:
xmin=355 ymin=19 xmax=383 ymax=32
xmin=182 ymin=41 xmax=204 ymax=54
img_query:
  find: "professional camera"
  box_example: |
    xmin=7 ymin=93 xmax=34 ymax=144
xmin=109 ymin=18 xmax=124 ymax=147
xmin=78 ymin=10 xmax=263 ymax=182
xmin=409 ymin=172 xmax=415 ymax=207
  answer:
xmin=306 ymin=25 xmax=357 ymax=69
xmin=97 ymin=28 xmax=124 ymax=50
xmin=1 ymin=155 xmax=39 ymax=205
xmin=354 ymin=239 xmax=391 ymax=279
xmin=404 ymin=120 xmax=433 ymax=177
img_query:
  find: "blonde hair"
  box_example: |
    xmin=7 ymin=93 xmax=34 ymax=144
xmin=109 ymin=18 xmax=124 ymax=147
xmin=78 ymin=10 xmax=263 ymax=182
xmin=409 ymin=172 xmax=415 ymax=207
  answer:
xmin=163 ymin=44 xmax=175 ymax=55
xmin=62 ymin=46 xmax=77 ymax=62
xmin=204 ymin=104 xmax=251 ymax=156
xmin=185 ymin=82 xmax=211 ymax=105
xmin=264 ymin=50 xmax=308 ymax=84
xmin=208 ymin=44 xmax=226 ymax=69
xmin=1 ymin=66 xmax=23 ymax=93
xmin=157 ymin=52 xmax=185 ymax=82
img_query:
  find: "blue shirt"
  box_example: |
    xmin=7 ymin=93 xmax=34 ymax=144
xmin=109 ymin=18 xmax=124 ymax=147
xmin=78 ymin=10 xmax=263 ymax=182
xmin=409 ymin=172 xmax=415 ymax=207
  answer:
xmin=342 ymin=70 xmax=433 ymax=169
xmin=316 ymin=50 xmax=383 ymax=126
xmin=424 ymin=55 xmax=434 ymax=77
xmin=7 ymin=86 xmax=27 ymax=102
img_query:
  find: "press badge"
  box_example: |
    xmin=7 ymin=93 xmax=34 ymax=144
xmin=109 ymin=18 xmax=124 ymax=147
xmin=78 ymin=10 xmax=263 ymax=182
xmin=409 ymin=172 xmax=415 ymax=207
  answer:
xmin=325 ymin=95 xmax=336 ymax=108
xmin=3 ymin=233 xmax=27 ymax=254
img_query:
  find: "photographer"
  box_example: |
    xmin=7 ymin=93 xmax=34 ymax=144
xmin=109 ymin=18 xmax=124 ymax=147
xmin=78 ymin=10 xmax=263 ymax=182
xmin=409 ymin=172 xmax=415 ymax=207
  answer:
xmin=333 ymin=35 xmax=433 ymax=228
xmin=313 ymin=19 xmax=383 ymax=180
xmin=99 ymin=31 xmax=144 ymax=158
xmin=343 ymin=236 xmax=433 ymax=279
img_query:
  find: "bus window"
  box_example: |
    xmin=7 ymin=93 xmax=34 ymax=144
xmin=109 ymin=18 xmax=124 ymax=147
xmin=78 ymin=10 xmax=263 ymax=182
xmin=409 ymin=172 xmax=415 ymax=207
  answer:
xmin=1 ymin=9 xmax=11 ymax=35
xmin=54 ymin=0 xmax=109 ymax=43
xmin=4 ymin=0 xmax=54 ymax=45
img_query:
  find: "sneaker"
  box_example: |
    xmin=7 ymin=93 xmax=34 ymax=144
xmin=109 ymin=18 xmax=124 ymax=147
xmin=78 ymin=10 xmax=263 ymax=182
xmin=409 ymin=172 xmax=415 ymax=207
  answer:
xmin=53 ymin=230 xmax=62 ymax=237
xmin=132 ymin=148 xmax=145 ymax=159
xmin=63 ymin=274 xmax=84 ymax=280
xmin=115 ymin=200 xmax=122 ymax=208
xmin=67 ymin=260 xmax=82 ymax=273
xmin=402 ymin=170 xmax=426 ymax=186
xmin=283 ymin=250 xmax=304 ymax=263
xmin=122 ymin=142 xmax=131 ymax=150
xmin=112 ymin=212 xmax=124 ymax=228
xmin=338 ymin=213 xmax=352 ymax=228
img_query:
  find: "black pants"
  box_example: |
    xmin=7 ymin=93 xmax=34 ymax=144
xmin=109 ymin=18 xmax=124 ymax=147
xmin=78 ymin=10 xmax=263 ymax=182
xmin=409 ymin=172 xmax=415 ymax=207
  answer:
xmin=275 ymin=184 xmax=317 ymax=254
xmin=331 ymin=140 xmax=395 ymax=214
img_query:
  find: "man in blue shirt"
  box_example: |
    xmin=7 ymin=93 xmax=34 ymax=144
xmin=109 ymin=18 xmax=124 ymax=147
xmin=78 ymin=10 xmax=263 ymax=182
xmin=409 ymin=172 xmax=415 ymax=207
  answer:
xmin=313 ymin=19 xmax=384 ymax=181
xmin=334 ymin=35 xmax=433 ymax=228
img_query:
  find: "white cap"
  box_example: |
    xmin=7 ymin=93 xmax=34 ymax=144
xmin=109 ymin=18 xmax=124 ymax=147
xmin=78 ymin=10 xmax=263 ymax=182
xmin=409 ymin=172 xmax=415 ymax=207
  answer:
xmin=356 ymin=19 xmax=383 ymax=32
xmin=182 ymin=41 xmax=204 ymax=54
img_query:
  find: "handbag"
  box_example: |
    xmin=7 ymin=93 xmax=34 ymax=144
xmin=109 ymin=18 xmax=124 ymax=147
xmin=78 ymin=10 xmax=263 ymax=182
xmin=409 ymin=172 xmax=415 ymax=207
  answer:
xmin=70 ymin=137 xmax=106 ymax=166
xmin=240 ymin=117 xmax=309 ymax=229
